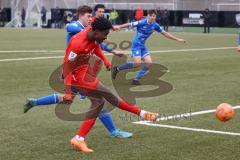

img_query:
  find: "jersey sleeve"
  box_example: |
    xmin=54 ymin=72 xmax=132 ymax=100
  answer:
xmin=130 ymin=19 xmax=145 ymax=28
xmin=66 ymin=22 xmax=83 ymax=33
xmin=154 ymin=23 xmax=165 ymax=33
xmin=100 ymin=42 xmax=113 ymax=53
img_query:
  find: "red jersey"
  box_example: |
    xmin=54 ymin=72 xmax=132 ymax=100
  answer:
xmin=91 ymin=16 xmax=96 ymax=24
xmin=63 ymin=27 xmax=111 ymax=91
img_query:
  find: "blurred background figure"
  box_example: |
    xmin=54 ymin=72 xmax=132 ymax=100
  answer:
xmin=1 ymin=8 xmax=7 ymax=27
xmin=203 ymin=8 xmax=211 ymax=33
xmin=41 ymin=6 xmax=47 ymax=25
xmin=238 ymin=32 xmax=240 ymax=52
xmin=21 ymin=7 xmax=25 ymax=27
xmin=129 ymin=6 xmax=135 ymax=23
xmin=109 ymin=9 xmax=118 ymax=25
xmin=161 ymin=9 xmax=169 ymax=31
xmin=52 ymin=7 xmax=61 ymax=28
xmin=156 ymin=6 xmax=161 ymax=25
xmin=135 ymin=7 xmax=143 ymax=21
xmin=0 ymin=7 xmax=3 ymax=27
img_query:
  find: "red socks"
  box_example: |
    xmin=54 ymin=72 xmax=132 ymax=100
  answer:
xmin=77 ymin=118 xmax=96 ymax=138
xmin=77 ymin=100 xmax=140 ymax=138
xmin=118 ymin=100 xmax=141 ymax=115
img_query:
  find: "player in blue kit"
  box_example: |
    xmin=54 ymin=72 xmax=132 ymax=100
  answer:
xmin=238 ymin=32 xmax=240 ymax=52
xmin=112 ymin=10 xmax=186 ymax=85
xmin=23 ymin=5 xmax=133 ymax=138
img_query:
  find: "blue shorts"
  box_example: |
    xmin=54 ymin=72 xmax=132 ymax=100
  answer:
xmin=131 ymin=45 xmax=149 ymax=58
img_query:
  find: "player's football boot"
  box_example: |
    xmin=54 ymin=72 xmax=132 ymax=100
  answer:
xmin=111 ymin=66 xmax=119 ymax=80
xmin=143 ymin=112 xmax=159 ymax=122
xmin=132 ymin=79 xmax=141 ymax=85
xmin=70 ymin=136 xmax=93 ymax=153
xmin=23 ymin=98 xmax=37 ymax=113
xmin=110 ymin=129 xmax=133 ymax=138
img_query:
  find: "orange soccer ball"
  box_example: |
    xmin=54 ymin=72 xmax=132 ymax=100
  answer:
xmin=215 ymin=103 xmax=235 ymax=122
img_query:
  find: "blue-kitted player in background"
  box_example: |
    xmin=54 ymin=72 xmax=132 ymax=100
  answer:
xmin=238 ymin=32 xmax=240 ymax=52
xmin=112 ymin=10 xmax=186 ymax=85
xmin=23 ymin=5 xmax=133 ymax=138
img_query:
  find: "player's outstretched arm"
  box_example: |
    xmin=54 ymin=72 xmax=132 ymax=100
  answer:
xmin=108 ymin=50 xmax=125 ymax=57
xmin=100 ymin=42 xmax=124 ymax=57
xmin=114 ymin=19 xmax=144 ymax=31
xmin=100 ymin=42 xmax=112 ymax=52
xmin=161 ymin=31 xmax=186 ymax=43
xmin=113 ymin=23 xmax=131 ymax=31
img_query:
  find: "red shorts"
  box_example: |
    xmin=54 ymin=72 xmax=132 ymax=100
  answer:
xmin=64 ymin=64 xmax=100 ymax=98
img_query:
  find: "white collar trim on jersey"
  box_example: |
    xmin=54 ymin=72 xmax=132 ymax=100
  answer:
xmin=77 ymin=20 xmax=85 ymax=28
xmin=146 ymin=19 xmax=154 ymax=24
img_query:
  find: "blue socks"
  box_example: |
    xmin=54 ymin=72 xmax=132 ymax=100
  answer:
xmin=118 ymin=62 xmax=134 ymax=71
xmin=34 ymin=94 xmax=59 ymax=106
xmin=98 ymin=112 xmax=117 ymax=133
xmin=135 ymin=65 xmax=149 ymax=80
xmin=117 ymin=62 xmax=149 ymax=80
xmin=33 ymin=94 xmax=118 ymax=134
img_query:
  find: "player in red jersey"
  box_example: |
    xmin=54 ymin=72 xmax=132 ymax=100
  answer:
xmin=63 ymin=17 xmax=159 ymax=153
xmin=91 ymin=4 xmax=118 ymax=31
xmin=91 ymin=4 xmax=104 ymax=23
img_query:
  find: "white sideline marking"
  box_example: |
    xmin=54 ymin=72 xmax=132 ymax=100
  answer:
xmin=0 ymin=56 xmax=63 ymax=62
xmin=0 ymin=46 xmax=235 ymax=53
xmin=0 ymin=46 xmax=236 ymax=62
xmin=149 ymin=47 xmax=236 ymax=53
xmin=155 ymin=105 xmax=240 ymax=122
xmin=133 ymin=121 xmax=240 ymax=136
xmin=0 ymin=50 xmax=63 ymax=53
xmin=133 ymin=105 xmax=240 ymax=136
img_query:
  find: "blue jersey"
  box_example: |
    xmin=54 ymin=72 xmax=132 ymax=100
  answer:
xmin=66 ymin=21 xmax=85 ymax=45
xmin=66 ymin=21 xmax=112 ymax=52
xmin=131 ymin=18 xmax=164 ymax=46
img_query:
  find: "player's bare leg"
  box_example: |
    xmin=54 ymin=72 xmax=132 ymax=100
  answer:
xmin=85 ymin=82 xmax=158 ymax=121
xmin=112 ymin=56 xmax=141 ymax=80
xmin=70 ymin=82 xmax=158 ymax=152
xmin=70 ymin=96 xmax=105 ymax=153
xmin=132 ymin=55 xmax=152 ymax=85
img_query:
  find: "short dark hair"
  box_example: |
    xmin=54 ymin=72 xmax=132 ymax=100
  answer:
xmin=91 ymin=17 xmax=112 ymax=31
xmin=148 ymin=10 xmax=157 ymax=15
xmin=94 ymin=4 xmax=105 ymax=12
xmin=76 ymin=5 xmax=92 ymax=18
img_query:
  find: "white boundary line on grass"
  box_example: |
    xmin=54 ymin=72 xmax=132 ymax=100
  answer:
xmin=148 ymin=47 xmax=236 ymax=53
xmin=0 ymin=46 xmax=237 ymax=62
xmin=0 ymin=50 xmax=64 ymax=53
xmin=0 ymin=56 xmax=63 ymax=62
xmin=133 ymin=121 xmax=240 ymax=136
xmin=0 ymin=46 xmax=236 ymax=54
xmin=155 ymin=105 xmax=240 ymax=121
xmin=133 ymin=105 xmax=240 ymax=136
